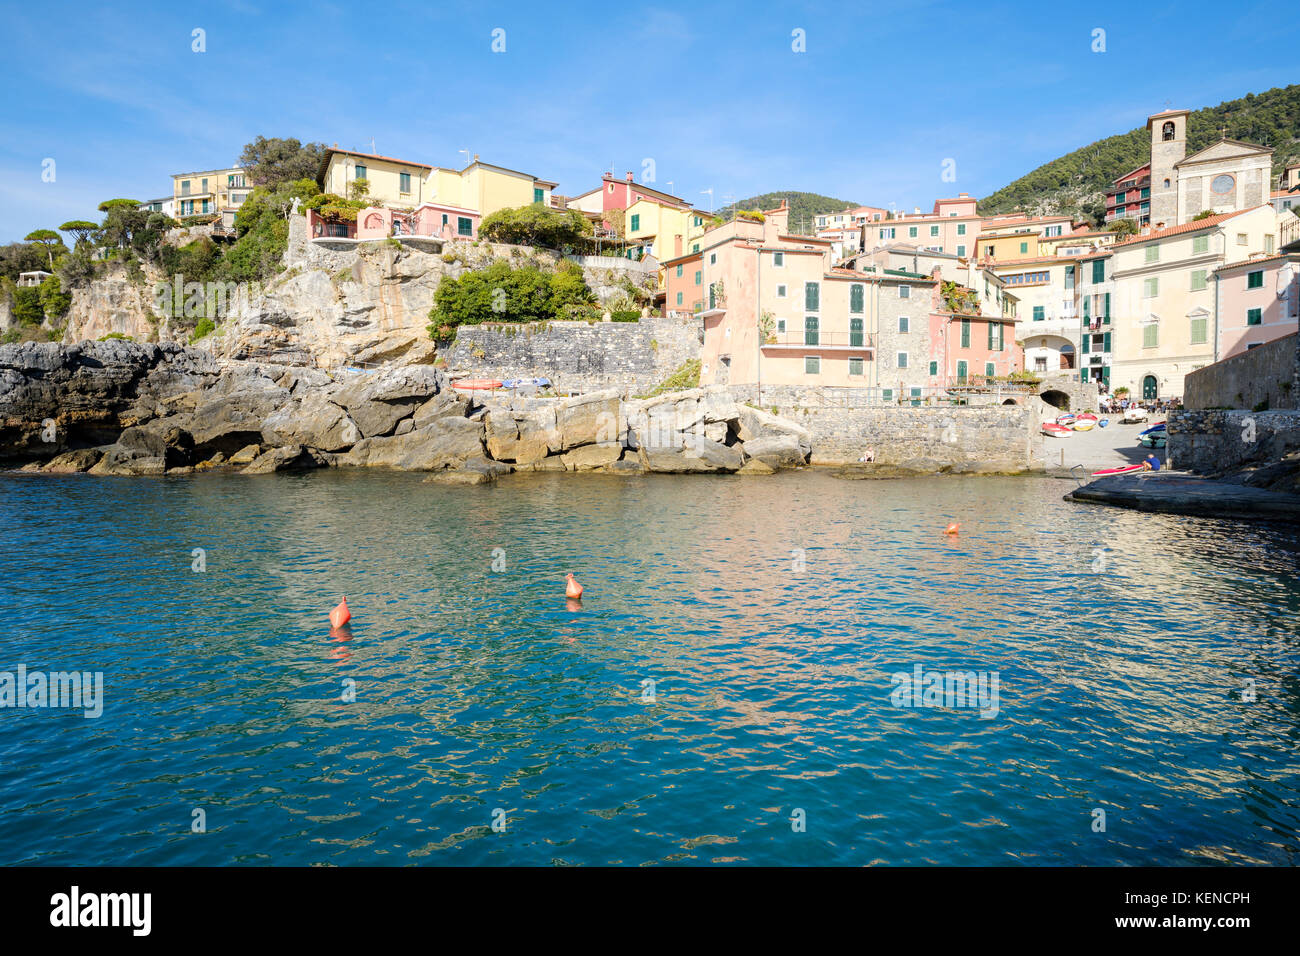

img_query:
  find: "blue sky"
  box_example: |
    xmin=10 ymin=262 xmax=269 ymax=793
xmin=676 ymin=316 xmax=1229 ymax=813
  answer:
xmin=1 ymin=0 xmax=1296 ymax=241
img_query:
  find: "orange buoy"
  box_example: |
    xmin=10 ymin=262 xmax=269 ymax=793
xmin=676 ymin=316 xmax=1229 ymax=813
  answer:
xmin=565 ymin=573 xmax=584 ymax=600
xmin=330 ymin=596 xmax=351 ymax=628
xmin=944 ymin=523 xmax=960 ymax=536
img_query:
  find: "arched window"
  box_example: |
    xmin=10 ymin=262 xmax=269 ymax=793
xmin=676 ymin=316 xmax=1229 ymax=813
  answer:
xmin=1163 ymin=178 xmax=1170 ymax=188
xmin=1162 ymin=121 xmax=1175 ymax=141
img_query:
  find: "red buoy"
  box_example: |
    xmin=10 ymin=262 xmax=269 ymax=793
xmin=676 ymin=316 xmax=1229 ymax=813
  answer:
xmin=944 ymin=523 xmax=960 ymax=536
xmin=565 ymin=573 xmax=584 ymax=600
xmin=330 ymin=596 xmax=351 ymax=628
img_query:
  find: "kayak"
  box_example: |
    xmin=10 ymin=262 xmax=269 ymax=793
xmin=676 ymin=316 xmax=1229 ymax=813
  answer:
xmin=451 ymin=379 xmax=503 ymax=390
xmin=1097 ymin=418 xmax=1110 ymax=428
xmin=501 ymin=377 xmax=552 ymax=389
xmin=1042 ymin=423 xmax=1073 ymax=438
xmin=1072 ymin=419 xmax=1096 ymax=431
xmin=1056 ymin=414 xmax=1077 ymax=425
xmin=1091 ymin=463 xmax=1146 ymax=476
xmin=1140 ymin=422 xmax=1167 ymax=437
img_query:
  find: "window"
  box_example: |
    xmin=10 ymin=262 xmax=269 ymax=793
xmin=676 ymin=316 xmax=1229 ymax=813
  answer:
xmin=201 ymin=178 xmax=208 ymax=193
xmin=956 ymin=245 xmax=966 ymax=257
xmin=675 ymin=265 xmax=683 ymax=278
xmin=533 ymin=187 xmax=544 ymax=204
xmin=1143 ymin=277 xmax=1159 ymax=298
xmin=1247 ymin=270 xmax=1264 ymax=289
xmin=1143 ymin=324 xmax=1158 ymax=348
xmin=930 ymin=225 xmax=939 ymax=237
xmin=1064 ymin=264 xmax=1075 ymax=290
xmin=1192 ymin=235 xmax=1209 ymax=254
xmin=1265 ymin=235 xmax=1274 ymax=254
xmin=908 ymin=226 xmax=918 ymax=238
xmin=1162 ymin=121 xmax=1175 ymax=141
xmin=897 ymin=352 xmax=908 ymax=368
xmin=1032 ymin=305 xmax=1044 ymax=321
xmin=957 ymin=223 xmax=966 ymax=235
xmin=1092 ymin=260 xmax=1105 ymax=283
xmin=693 ymin=216 xmax=701 ymax=227
xmin=956 ymin=361 xmax=968 ymax=383
xmin=180 ymin=179 xmax=191 ymax=195
xmin=882 ymin=388 xmax=893 ymax=401
xmin=457 ymin=217 xmax=473 ymax=236
xmin=709 ymin=253 xmax=717 ymax=265
xmin=849 ymin=357 xmax=864 ymax=376
xmin=986 ymin=362 xmax=995 ymax=378
xmin=399 ymin=172 xmax=411 ymax=193
xmin=850 ymin=284 xmax=864 ymax=313
xmin=1237 ymin=233 xmax=1248 ymax=246
xmin=929 ymin=360 xmax=938 ymax=376
xmin=804 ymin=316 xmax=819 ymax=345
xmin=910 ymin=387 xmax=922 ymax=405
xmin=773 ymin=251 xmax=784 ymax=267
xmin=805 ymin=356 xmax=820 ymax=375
xmin=1019 ymin=242 xmax=1028 ymax=254
xmin=694 ymin=270 xmax=701 ymax=285
xmin=898 ymin=316 xmax=909 ymax=334
xmin=201 ymin=199 xmax=210 ymax=213
xmin=986 ymin=245 xmax=994 ymax=257
xmin=676 ymin=292 xmax=683 ymax=305
xmin=1247 ymin=308 xmax=1262 ymax=326
xmin=776 ymin=319 xmax=786 ymax=333
xmin=805 ymin=281 xmax=820 ymax=312
xmin=354 ymin=165 xmax=367 ymax=180
xmin=1211 ymin=174 xmax=1235 ymax=195
xmin=692 ymin=243 xmax=699 ymax=253
xmin=960 ymin=318 xmax=970 ymax=347
xmin=630 ymin=214 xmax=640 ymax=231
xmin=776 ymin=283 xmax=786 ymax=298
xmin=1145 ymin=245 xmax=1159 ymax=263
xmin=850 ymin=317 xmax=863 ymax=347
xmin=1190 ymin=316 xmax=1207 ymax=344
xmin=899 ymin=285 xmax=910 ymax=299
xmin=1190 ymin=269 xmax=1207 ymax=291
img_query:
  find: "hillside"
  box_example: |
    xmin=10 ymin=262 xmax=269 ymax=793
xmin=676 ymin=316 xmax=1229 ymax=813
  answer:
xmin=980 ymin=85 xmax=1300 ymax=223
xmin=724 ymin=191 xmax=858 ymax=235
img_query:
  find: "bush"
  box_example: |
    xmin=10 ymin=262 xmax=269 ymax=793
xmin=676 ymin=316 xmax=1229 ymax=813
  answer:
xmin=190 ymin=317 xmax=216 ymax=341
xmin=38 ymin=275 xmax=71 ymax=321
xmin=478 ymin=205 xmax=592 ymax=248
xmin=427 ymin=260 xmax=596 ymax=337
xmin=11 ymin=286 xmax=44 ymax=326
xmin=610 ymin=310 xmax=639 ymax=322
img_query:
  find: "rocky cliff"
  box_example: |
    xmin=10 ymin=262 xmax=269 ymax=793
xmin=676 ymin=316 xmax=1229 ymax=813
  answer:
xmin=0 ymin=342 xmax=810 ymax=481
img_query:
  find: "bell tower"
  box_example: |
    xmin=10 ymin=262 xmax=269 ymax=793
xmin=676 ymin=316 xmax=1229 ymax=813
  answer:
xmin=1148 ymin=109 xmax=1188 ymax=227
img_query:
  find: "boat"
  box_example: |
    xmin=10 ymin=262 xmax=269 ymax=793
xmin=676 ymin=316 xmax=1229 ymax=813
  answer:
xmin=1041 ymin=423 xmax=1073 ymax=438
xmin=501 ymin=377 xmax=552 ymax=390
xmin=1097 ymin=418 xmax=1110 ymax=428
xmin=451 ymin=379 xmax=504 ymax=390
xmin=1072 ymin=419 xmax=1096 ymax=431
xmin=1056 ymin=414 xmax=1077 ymax=425
xmin=1139 ymin=421 xmax=1166 ymax=437
xmin=1090 ymin=463 xmax=1146 ymax=476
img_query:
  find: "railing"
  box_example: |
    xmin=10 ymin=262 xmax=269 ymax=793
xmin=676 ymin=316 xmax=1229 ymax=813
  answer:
xmin=763 ymin=332 xmax=878 ymax=348
xmin=1281 ymin=216 xmax=1300 ymax=251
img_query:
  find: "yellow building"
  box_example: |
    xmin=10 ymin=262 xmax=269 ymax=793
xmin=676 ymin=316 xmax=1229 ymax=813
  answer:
xmin=625 ymin=199 xmax=710 ymax=262
xmin=172 ymin=166 xmax=253 ymax=225
xmin=317 ymin=148 xmax=557 ymax=218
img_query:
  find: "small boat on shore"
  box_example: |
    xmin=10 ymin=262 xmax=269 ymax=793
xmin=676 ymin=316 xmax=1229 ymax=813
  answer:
xmin=1091 ymin=463 xmax=1146 ymax=476
xmin=1097 ymin=418 xmax=1110 ymax=428
xmin=1072 ymin=419 xmax=1096 ymax=431
xmin=1140 ymin=421 xmax=1166 ymax=436
xmin=1042 ymin=422 xmax=1073 ymax=438
xmin=452 ymin=379 xmax=504 ymax=391
xmin=1056 ymin=414 xmax=1077 ymax=426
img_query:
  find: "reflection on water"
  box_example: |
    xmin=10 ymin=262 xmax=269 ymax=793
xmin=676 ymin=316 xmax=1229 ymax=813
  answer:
xmin=0 ymin=469 xmax=1298 ymax=865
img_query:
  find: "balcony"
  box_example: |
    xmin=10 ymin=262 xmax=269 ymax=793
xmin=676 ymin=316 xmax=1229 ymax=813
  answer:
xmin=763 ymin=332 xmax=877 ymax=351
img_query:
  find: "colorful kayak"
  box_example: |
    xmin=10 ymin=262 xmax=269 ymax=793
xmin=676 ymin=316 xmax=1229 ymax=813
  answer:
xmin=1072 ymin=419 xmax=1096 ymax=431
xmin=1056 ymin=414 xmax=1077 ymax=425
xmin=1042 ymin=423 xmax=1073 ymax=438
xmin=1091 ymin=463 xmax=1146 ymax=476
xmin=451 ymin=379 xmax=503 ymax=390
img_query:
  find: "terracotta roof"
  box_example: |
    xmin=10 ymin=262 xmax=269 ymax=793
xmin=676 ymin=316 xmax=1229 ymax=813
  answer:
xmin=1114 ymin=206 xmax=1262 ymax=246
xmin=320 ymin=147 xmax=432 ymax=170
xmin=1213 ymin=253 xmax=1300 ymax=274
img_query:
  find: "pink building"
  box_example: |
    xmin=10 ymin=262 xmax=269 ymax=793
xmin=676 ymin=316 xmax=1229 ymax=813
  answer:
xmin=871 ymin=194 xmax=983 ymax=260
xmin=1214 ymin=253 xmax=1300 ymax=358
xmin=355 ymin=203 xmax=480 ymax=241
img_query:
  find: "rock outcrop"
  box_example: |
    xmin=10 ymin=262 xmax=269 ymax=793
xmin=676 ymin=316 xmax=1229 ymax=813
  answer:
xmin=1 ymin=344 xmax=812 ymax=479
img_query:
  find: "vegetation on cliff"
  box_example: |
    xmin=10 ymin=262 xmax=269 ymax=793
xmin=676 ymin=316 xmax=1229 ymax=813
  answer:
xmin=723 ymin=191 xmax=858 ymax=234
xmin=427 ymin=260 xmax=596 ymax=339
xmin=478 ymin=205 xmax=592 ymax=249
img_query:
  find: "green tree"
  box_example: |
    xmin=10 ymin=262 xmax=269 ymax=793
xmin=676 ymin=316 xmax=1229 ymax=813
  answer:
xmin=59 ymin=220 xmax=99 ymax=249
xmin=24 ymin=229 xmax=61 ymax=269
xmin=427 ymin=260 xmax=596 ymax=337
xmin=1111 ymin=218 xmax=1139 ymax=237
xmin=478 ymin=205 xmax=591 ymax=248
xmin=38 ymin=274 xmax=72 ymax=321
xmin=238 ymin=136 xmax=327 ymax=187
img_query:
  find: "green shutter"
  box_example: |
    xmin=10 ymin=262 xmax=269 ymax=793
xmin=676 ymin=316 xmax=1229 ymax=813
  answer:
xmin=1247 ymin=308 xmax=1262 ymax=325
xmin=929 ymin=360 xmax=938 ymax=375
xmin=956 ymin=361 xmax=967 ymax=383
xmin=986 ymin=321 xmax=994 ymax=350
xmin=850 ymin=317 xmax=863 ymax=347
xmin=1103 ymin=331 xmax=1111 ymax=352
xmin=960 ymin=319 xmax=970 ymax=347
xmin=804 ymin=316 xmax=819 ymax=345
xmin=850 ymin=284 xmax=863 ymax=313
xmin=805 ymin=282 xmax=819 ymax=312
xmin=1092 ymin=260 xmax=1105 ymax=283
xmin=1081 ymin=334 xmax=1090 ymax=353
xmin=1103 ymin=293 xmax=1111 ymax=323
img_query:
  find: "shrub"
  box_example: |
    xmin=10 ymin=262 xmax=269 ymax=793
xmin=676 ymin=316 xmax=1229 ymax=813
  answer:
xmin=610 ymin=310 xmax=639 ymax=322
xmin=427 ymin=260 xmax=596 ymax=337
xmin=190 ymin=317 xmax=216 ymax=342
xmin=478 ymin=205 xmax=591 ymax=248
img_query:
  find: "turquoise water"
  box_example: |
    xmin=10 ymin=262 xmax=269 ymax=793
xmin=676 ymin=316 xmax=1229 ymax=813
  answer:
xmin=1 ymin=469 xmax=1298 ymax=866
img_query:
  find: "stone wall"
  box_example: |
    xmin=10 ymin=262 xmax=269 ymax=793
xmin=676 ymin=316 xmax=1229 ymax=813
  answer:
xmin=443 ymin=315 xmax=700 ymax=393
xmin=1168 ymin=408 xmax=1300 ymax=474
xmin=725 ymin=384 xmax=1043 ymax=467
xmin=1035 ymin=373 xmax=1100 ymax=413
xmin=1183 ymin=332 xmax=1297 ymax=411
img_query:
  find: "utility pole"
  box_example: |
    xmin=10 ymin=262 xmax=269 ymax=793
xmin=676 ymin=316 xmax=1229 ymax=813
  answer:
xmin=701 ymin=188 xmax=714 ymax=214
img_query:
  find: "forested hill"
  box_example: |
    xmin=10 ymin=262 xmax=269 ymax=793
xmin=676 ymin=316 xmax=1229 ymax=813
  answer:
xmin=725 ymin=191 xmax=857 ymax=234
xmin=979 ymin=85 xmax=1300 ymax=223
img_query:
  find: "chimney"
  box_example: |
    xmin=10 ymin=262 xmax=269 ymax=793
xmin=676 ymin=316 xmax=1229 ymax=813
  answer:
xmin=626 ymin=172 xmax=634 ymax=182
xmin=474 ymin=154 xmax=480 ymax=162
xmin=958 ymin=192 xmax=968 ymax=198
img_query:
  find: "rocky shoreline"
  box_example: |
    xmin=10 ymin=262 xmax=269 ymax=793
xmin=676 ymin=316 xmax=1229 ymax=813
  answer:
xmin=0 ymin=342 xmax=817 ymax=482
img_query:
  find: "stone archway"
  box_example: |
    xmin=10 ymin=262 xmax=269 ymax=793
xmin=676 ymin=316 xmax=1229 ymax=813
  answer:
xmin=1040 ymin=389 xmax=1070 ymax=410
